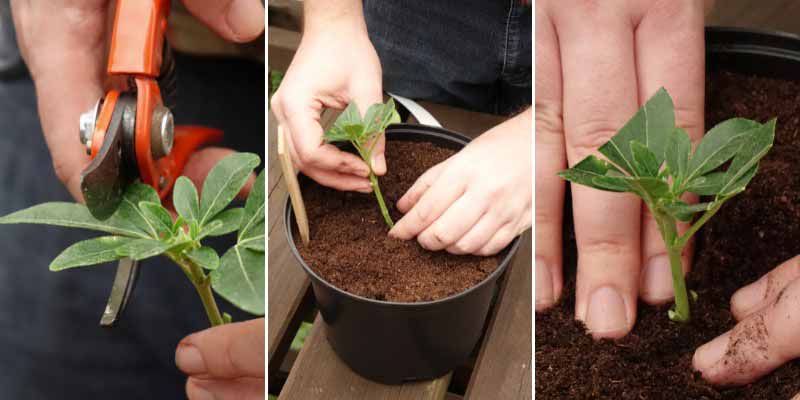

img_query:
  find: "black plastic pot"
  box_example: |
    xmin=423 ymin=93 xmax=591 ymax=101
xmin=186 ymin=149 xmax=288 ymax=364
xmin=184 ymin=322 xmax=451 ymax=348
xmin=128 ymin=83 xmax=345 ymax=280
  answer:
xmin=284 ymin=123 xmax=522 ymax=384
xmin=707 ymin=26 xmax=800 ymax=78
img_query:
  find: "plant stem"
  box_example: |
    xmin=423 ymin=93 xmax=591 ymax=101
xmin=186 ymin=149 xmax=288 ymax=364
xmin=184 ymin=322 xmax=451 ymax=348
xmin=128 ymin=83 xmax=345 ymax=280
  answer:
xmin=675 ymin=199 xmax=725 ymax=248
xmin=654 ymin=211 xmax=690 ymax=322
xmin=172 ymin=253 xmax=224 ymax=327
xmin=370 ymin=171 xmax=394 ymax=229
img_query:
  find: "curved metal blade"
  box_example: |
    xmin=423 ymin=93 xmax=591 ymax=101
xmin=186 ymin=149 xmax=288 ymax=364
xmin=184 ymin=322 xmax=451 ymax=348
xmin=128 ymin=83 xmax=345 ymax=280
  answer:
xmin=80 ymin=95 xmax=135 ymax=220
xmin=100 ymin=258 xmax=140 ymax=327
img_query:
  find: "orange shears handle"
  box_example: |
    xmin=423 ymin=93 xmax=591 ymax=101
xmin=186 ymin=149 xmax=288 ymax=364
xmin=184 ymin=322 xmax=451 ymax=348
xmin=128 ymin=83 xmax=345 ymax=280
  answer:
xmin=107 ymin=0 xmax=170 ymax=77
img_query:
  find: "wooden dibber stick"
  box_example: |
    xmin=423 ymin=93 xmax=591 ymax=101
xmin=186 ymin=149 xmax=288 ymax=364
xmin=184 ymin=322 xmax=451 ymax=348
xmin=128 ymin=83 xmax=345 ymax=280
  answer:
xmin=277 ymin=125 xmax=310 ymax=245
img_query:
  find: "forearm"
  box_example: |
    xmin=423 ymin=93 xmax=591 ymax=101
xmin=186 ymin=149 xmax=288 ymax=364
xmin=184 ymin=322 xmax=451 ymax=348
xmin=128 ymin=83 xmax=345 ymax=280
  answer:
xmin=304 ymin=0 xmax=366 ymax=34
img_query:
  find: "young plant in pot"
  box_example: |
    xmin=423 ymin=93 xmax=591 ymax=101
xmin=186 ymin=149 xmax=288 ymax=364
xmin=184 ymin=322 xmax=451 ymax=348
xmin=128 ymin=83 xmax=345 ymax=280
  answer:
xmin=286 ymin=98 xmax=522 ymax=384
xmin=0 ymin=153 xmax=265 ymax=327
xmin=559 ymin=88 xmax=775 ymax=322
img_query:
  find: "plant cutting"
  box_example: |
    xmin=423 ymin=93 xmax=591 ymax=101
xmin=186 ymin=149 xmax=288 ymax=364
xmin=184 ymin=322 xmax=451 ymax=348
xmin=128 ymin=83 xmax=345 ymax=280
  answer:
xmin=559 ymin=88 xmax=775 ymax=322
xmin=0 ymin=152 xmax=265 ymax=326
xmin=322 ymin=98 xmax=400 ymax=228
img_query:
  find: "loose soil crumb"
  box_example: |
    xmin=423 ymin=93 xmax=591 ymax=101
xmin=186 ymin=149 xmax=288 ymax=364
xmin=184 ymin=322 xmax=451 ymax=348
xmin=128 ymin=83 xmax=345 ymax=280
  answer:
xmin=294 ymin=140 xmax=502 ymax=303
xmin=535 ymin=70 xmax=800 ymax=399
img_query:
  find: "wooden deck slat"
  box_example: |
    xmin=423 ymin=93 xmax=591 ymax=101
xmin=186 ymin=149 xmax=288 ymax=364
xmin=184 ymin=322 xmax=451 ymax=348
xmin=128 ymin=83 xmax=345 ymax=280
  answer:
xmin=278 ymin=315 xmax=453 ymax=400
xmin=465 ymin=230 xmax=532 ymax=400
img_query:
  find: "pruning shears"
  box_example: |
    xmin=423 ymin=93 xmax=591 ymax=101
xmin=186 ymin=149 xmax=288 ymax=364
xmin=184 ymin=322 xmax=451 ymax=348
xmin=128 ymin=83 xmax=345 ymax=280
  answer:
xmin=77 ymin=0 xmax=222 ymax=327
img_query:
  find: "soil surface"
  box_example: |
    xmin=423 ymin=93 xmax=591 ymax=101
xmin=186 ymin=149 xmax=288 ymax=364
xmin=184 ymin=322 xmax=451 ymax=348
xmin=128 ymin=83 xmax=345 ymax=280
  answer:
xmin=535 ymin=70 xmax=800 ymax=399
xmin=294 ymin=140 xmax=502 ymax=302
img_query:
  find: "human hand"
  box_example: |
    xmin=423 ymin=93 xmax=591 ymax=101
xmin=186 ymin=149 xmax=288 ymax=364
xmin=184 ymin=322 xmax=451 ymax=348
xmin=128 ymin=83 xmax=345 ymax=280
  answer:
xmin=270 ymin=1 xmax=384 ymax=192
xmin=693 ymin=256 xmax=800 ymax=387
xmin=176 ymin=318 xmax=264 ymax=400
xmin=389 ymin=109 xmax=531 ymax=256
xmin=535 ymin=0 xmax=707 ymax=338
xmin=10 ymin=0 xmax=264 ymax=200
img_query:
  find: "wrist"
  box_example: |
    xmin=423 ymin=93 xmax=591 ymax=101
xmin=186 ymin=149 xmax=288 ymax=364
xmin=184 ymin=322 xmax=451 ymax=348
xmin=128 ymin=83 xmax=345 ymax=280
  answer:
xmin=303 ymin=0 xmax=367 ymax=37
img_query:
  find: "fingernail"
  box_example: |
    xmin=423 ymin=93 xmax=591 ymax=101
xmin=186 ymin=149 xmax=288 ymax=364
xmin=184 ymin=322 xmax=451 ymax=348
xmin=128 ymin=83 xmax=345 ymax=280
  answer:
xmin=585 ymin=286 xmax=628 ymax=338
xmin=226 ymin=0 xmax=265 ymax=42
xmin=535 ymin=258 xmax=554 ymax=311
xmin=176 ymin=344 xmax=206 ymax=375
xmin=693 ymin=332 xmax=730 ymax=373
xmin=371 ymin=153 xmax=386 ymax=175
xmin=731 ymin=278 xmax=767 ymax=317
xmin=356 ymin=184 xmax=373 ymax=193
xmin=641 ymin=255 xmax=675 ymax=303
xmin=187 ymin=379 xmax=216 ymax=400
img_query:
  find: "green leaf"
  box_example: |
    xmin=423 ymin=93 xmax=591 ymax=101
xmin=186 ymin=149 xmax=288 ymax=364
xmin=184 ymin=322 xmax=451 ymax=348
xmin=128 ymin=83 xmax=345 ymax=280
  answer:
xmin=686 ymin=118 xmax=760 ymax=181
xmin=627 ymin=176 xmax=670 ymax=201
xmin=630 ymin=141 xmax=659 ymax=177
xmin=186 ymin=246 xmax=220 ymax=270
xmin=212 ymin=246 xmax=265 ymax=315
xmin=324 ymin=102 xmax=363 ymax=143
xmin=138 ymin=201 xmax=173 ymax=237
xmin=116 ymin=238 xmax=173 ymax=260
xmin=174 ymin=176 xmax=200 ymax=222
xmin=239 ymin=221 xmax=265 ymax=252
xmin=204 ymin=208 xmax=244 ymax=237
xmin=721 ymin=164 xmax=759 ymax=196
xmin=363 ymin=98 xmax=400 ymax=142
xmin=199 ymin=153 xmax=260 ymax=226
xmin=685 ymin=172 xmax=727 ymax=196
xmin=239 ymin=170 xmax=265 ymax=245
xmin=598 ymin=88 xmax=674 ymax=175
xmin=661 ymin=200 xmax=712 ymax=222
xmin=558 ymin=156 xmax=629 ymax=192
xmin=117 ymin=184 xmax=161 ymax=238
xmin=0 ymin=202 xmax=150 ymax=238
xmin=665 ymin=128 xmax=691 ymax=188
xmin=719 ymin=119 xmax=775 ymax=195
xmin=196 ymin=220 xmax=223 ymax=240
xmin=223 ymin=313 xmax=233 ymax=324
xmin=50 ymin=236 xmax=135 ymax=271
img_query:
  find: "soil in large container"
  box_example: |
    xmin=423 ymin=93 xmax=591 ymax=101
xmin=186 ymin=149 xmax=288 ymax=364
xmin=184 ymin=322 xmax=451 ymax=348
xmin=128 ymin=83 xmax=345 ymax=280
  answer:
xmin=535 ymin=70 xmax=800 ymax=399
xmin=293 ymin=140 xmax=503 ymax=303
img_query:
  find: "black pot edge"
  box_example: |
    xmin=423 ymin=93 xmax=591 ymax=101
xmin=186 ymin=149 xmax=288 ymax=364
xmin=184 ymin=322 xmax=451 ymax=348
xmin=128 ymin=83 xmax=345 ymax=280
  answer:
xmin=706 ymin=26 xmax=800 ymax=59
xmin=283 ymin=124 xmax=524 ymax=309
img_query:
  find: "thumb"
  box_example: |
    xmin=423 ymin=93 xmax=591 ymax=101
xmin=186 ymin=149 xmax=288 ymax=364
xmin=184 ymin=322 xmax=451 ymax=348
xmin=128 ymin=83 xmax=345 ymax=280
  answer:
xmin=351 ymin=89 xmax=386 ymax=175
xmin=176 ymin=318 xmax=265 ymax=379
xmin=181 ymin=0 xmax=265 ymax=43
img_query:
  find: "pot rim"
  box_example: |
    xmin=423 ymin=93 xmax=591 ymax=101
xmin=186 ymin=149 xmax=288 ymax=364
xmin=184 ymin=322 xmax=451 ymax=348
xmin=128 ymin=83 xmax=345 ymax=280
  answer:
xmin=283 ymin=123 xmax=523 ymax=309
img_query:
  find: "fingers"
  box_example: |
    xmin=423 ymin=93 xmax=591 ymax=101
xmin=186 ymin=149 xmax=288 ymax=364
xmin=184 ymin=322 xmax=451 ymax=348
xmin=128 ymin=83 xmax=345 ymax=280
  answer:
xmin=176 ymin=318 xmax=265 ymax=379
xmin=271 ymin=97 xmax=371 ymax=190
xmin=730 ymin=255 xmax=800 ymax=321
xmin=555 ymin=6 xmax=641 ymax=338
xmin=186 ymin=377 xmax=263 ymax=400
xmin=369 ymin=133 xmax=387 ymax=176
xmin=395 ymin=162 xmax=446 ymax=213
xmin=534 ymin=5 xmax=565 ymax=311
xmin=182 ymin=0 xmax=265 ymax=43
xmin=416 ymin=192 xmax=484 ymax=251
xmin=639 ymin=199 xmax=694 ymax=304
xmin=281 ymin=128 xmax=372 ymax=192
xmin=636 ymin=1 xmax=705 ymax=304
xmin=446 ymin=211 xmax=507 ymax=255
xmin=694 ymin=277 xmax=800 ymax=386
xmin=10 ymin=2 xmax=108 ymax=201
xmin=350 ymin=83 xmax=386 ymax=175
xmin=389 ymin=168 xmax=465 ymax=241
xmin=477 ymin=221 xmax=519 ymax=256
